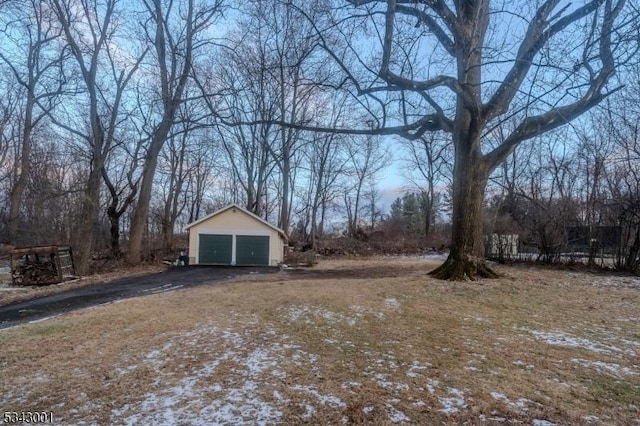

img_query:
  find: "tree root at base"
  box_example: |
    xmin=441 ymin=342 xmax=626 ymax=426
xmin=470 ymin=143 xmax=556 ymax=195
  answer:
xmin=429 ymin=256 xmax=500 ymax=281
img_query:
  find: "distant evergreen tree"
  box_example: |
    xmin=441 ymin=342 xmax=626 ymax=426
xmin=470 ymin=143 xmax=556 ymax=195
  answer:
xmin=390 ymin=197 xmax=403 ymax=221
xmin=384 ymin=190 xmax=440 ymax=244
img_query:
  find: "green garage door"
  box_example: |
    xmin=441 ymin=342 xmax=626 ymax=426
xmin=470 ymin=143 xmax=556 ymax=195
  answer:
xmin=236 ymin=235 xmax=270 ymax=266
xmin=199 ymin=234 xmax=232 ymax=264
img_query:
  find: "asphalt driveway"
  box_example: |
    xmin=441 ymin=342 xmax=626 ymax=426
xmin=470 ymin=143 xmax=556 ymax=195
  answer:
xmin=0 ymin=266 xmax=278 ymax=329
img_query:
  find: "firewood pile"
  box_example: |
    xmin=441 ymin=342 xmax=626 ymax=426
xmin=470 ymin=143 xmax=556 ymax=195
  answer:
xmin=12 ymin=260 xmax=59 ymax=285
xmin=10 ymin=246 xmax=76 ymax=286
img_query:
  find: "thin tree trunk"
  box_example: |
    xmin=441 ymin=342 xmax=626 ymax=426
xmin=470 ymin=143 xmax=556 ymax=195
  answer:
xmin=627 ymin=228 xmax=640 ymax=272
xmin=280 ymin=154 xmax=290 ymax=233
xmin=108 ymin=209 xmax=121 ymax=257
xmin=7 ymin=94 xmax=34 ymax=245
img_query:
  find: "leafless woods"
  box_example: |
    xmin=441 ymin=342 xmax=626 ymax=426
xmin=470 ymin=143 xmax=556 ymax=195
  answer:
xmin=0 ymin=0 xmax=638 ymax=277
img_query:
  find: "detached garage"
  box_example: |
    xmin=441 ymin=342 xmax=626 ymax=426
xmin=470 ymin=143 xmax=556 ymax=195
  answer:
xmin=185 ymin=204 xmax=288 ymax=266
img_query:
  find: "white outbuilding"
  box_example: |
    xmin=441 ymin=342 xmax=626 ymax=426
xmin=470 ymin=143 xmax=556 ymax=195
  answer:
xmin=185 ymin=204 xmax=288 ymax=266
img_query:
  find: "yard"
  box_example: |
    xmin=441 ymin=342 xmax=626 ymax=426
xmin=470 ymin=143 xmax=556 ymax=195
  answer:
xmin=1 ymin=257 xmax=639 ymax=425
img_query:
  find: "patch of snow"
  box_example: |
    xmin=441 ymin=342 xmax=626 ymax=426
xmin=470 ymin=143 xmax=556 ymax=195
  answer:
xmin=571 ymin=358 xmax=638 ymax=377
xmin=438 ymin=387 xmax=465 ymax=414
xmin=595 ymin=276 xmax=640 ymax=289
xmin=281 ymin=305 xmax=361 ymax=326
xmin=419 ymin=253 xmax=449 ymax=261
xmin=464 ymin=315 xmax=484 ymax=322
xmin=290 ymin=385 xmax=346 ymax=408
xmin=384 ymin=297 xmax=401 ymax=311
xmin=583 ymin=415 xmax=600 ymax=423
xmin=532 ymin=420 xmax=556 ymax=426
xmin=621 ymin=338 xmax=640 ymax=350
xmin=375 ymin=373 xmax=410 ymax=391
xmin=362 ymin=406 xmax=375 ymax=414
xmin=426 ymin=379 xmax=439 ymax=394
xmin=300 ymin=403 xmax=315 ymax=420
xmin=116 ymin=365 xmax=138 ymax=376
xmin=406 ymin=360 xmax=431 ymax=378
xmin=516 ymin=327 xmax=622 ymax=354
xmin=512 ymin=360 xmax=535 ymax=369
xmin=490 ymin=392 xmax=536 ymax=413
xmin=112 ymin=322 xmax=314 ymax=425
xmin=245 ymin=348 xmax=278 ymax=375
xmin=386 ymin=403 xmax=410 ymax=423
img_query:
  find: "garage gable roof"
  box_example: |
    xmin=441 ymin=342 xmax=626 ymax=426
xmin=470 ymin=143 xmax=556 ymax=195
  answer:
xmin=184 ymin=203 xmax=288 ymax=241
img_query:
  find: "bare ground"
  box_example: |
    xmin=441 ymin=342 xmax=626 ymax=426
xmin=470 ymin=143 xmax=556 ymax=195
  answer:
xmin=1 ymin=256 xmax=639 ymax=425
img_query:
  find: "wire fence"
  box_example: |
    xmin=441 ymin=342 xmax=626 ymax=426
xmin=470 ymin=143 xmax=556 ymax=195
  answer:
xmin=485 ymin=235 xmax=639 ymax=273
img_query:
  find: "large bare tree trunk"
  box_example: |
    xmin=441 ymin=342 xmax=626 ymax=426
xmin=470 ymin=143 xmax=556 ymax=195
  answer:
xmin=128 ymin=0 xmax=217 ymax=264
xmin=430 ymin=134 xmax=498 ymax=280
xmin=102 ymin=166 xmax=138 ymax=258
xmin=108 ymin=212 xmax=121 ymax=256
xmin=129 ymin=128 xmax=168 ymax=264
xmin=75 ymin=164 xmax=103 ymax=274
xmin=331 ymin=0 xmax=627 ymax=280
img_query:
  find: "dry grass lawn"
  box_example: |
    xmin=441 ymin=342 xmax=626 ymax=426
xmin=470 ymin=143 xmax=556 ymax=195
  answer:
xmin=1 ymin=257 xmax=639 ymax=425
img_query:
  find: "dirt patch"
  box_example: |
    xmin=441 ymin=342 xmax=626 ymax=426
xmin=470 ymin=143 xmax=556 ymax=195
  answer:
xmin=1 ymin=257 xmax=639 ymax=424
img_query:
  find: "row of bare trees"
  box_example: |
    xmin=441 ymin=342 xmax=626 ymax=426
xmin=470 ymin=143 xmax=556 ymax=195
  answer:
xmin=484 ymin=90 xmax=640 ymax=270
xmin=0 ymin=0 xmax=225 ymax=273
xmin=0 ymin=0 xmax=394 ymax=273
xmin=1 ymin=0 xmax=639 ymax=279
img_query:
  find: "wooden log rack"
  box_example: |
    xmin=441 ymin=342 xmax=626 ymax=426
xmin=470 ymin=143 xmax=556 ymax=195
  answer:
xmin=9 ymin=245 xmax=77 ymax=286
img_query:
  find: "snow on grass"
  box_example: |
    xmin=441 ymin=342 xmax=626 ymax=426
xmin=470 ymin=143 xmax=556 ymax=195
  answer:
xmin=426 ymin=379 xmax=439 ymax=394
xmin=362 ymin=405 xmax=375 ymax=414
xmin=571 ymin=358 xmax=638 ymax=377
xmin=115 ymin=353 xmax=282 ymax=424
xmin=594 ymin=276 xmax=640 ymax=290
xmin=299 ymin=403 xmax=315 ymax=420
xmin=383 ymin=297 xmax=401 ymax=311
xmin=532 ymin=420 xmax=557 ymax=426
xmin=280 ymin=304 xmax=362 ymax=326
xmin=341 ymin=381 xmax=362 ymax=390
xmin=438 ymin=387 xmax=466 ymax=414
xmin=385 ymin=403 xmax=410 ymax=423
xmin=490 ymin=391 xmax=540 ymax=413
xmin=406 ymin=360 xmax=431 ymax=378
xmin=110 ymin=314 xmax=431 ymax=424
xmin=463 ymin=315 xmax=485 ymax=322
xmin=290 ymin=385 xmax=345 ymax=408
xmin=516 ymin=326 xmax=624 ymax=354
xmin=111 ymin=322 xmax=312 ymax=425
xmin=512 ymin=360 xmax=535 ymax=369
xmin=418 ymin=253 xmax=450 ymax=261
xmin=374 ymin=373 xmax=410 ymax=391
